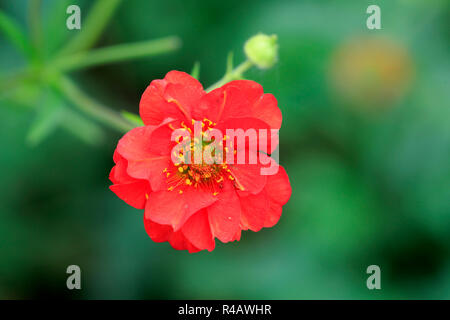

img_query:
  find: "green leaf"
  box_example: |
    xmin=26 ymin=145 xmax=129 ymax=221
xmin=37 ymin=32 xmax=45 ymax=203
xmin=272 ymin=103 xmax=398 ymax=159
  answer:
xmin=43 ymin=0 xmax=73 ymax=56
xmin=57 ymin=76 xmax=135 ymax=133
xmin=226 ymin=51 xmax=234 ymax=75
xmin=26 ymin=90 xmax=64 ymax=146
xmin=53 ymin=36 xmax=181 ymax=72
xmin=121 ymin=111 xmax=144 ymax=127
xmin=60 ymin=108 xmax=105 ymax=145
xmin=0 ymin=10 xmax=33 ymax=58
xmin=27 ymin=0 xmax=42 ymax=53
xmin=190 ymin=61 xmax=200 ymax=80
xmin=58 ymin=0 xmax=123 ymax=55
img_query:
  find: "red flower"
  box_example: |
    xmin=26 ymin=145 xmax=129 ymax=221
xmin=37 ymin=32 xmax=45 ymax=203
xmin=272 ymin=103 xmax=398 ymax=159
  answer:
xmin=109 ymin=71 xmax=291 ymax=252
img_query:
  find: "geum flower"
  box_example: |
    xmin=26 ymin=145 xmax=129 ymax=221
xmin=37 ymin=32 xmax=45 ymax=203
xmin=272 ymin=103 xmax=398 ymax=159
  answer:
xmin=109 ymin=71 xmax=291 ymax=252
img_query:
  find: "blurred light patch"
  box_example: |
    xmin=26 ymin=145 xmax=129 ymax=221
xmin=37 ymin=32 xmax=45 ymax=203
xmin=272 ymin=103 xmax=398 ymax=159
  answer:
xmin=329 ymin=36 xmax=414 ymax=112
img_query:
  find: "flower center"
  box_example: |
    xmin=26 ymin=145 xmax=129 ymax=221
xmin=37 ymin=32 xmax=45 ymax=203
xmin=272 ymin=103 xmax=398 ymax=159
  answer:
xmin=163 ymin=118 xmax=238 ymax=195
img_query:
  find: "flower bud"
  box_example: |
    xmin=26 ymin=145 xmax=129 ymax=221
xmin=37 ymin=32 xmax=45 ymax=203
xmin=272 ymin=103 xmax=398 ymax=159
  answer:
xmin=244 ymin=33 xmax=278 ymax=69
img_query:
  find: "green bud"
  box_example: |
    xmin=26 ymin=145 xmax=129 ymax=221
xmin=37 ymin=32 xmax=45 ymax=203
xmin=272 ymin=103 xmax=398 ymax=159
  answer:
xmin=244 ymin=33 xmax=278 ymax=69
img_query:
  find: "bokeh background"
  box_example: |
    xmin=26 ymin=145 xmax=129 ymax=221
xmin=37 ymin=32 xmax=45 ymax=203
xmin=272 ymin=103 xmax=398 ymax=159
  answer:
xmin=1 ymin=0 xmax=449 ymax=299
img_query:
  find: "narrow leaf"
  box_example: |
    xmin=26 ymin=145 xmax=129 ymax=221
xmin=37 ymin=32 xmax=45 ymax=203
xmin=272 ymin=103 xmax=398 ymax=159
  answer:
xmin=0 ymin=10 xmax=33 ymax=57
xmin=226 ymin=51 xmax=234 ymax=75
xmin=121 ymin=110 xmax=144 ymax=126
xmin=190 ymin=61 xmax=200 ymax=80
xmin=26 ymin=90 xmax=64 ymax=146
xmin=60 ymin=108 xmax=105 ymax=145
xmin=53 ymin=36 xmax=181 ymax=72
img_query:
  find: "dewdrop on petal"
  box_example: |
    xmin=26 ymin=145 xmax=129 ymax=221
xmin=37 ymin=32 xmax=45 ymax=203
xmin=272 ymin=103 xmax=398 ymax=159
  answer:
xmin=244 ymin=33 xmax=278 ymax=69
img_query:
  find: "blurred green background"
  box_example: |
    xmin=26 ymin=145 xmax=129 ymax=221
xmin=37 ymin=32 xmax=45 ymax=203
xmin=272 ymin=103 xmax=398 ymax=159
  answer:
xmin=1 ymin=0 xmax=449 ymax=299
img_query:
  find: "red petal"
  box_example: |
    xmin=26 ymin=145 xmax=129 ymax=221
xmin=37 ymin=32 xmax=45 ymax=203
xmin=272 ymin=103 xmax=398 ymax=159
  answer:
xmin=215 ymin=117 xmax=277 ymax=155
xmin=144 ymin=218 xmax=172 ymax=242
xmin=239 ymin=189 xmax=270 ymax=232
xmin=265 ymin=165 xmax=292 ymax=205
xmin=207 ymin=182 xmax=241 ymax=243
xmin=194 ymin=80 xmax=281 ymax=130
xmin=228 ymin=161 xmax=267 ymax=195
xmin=144 ymin=218 xmax=201 ymax=253
xmin=168 ymin=230 xmax=201 ymax=253
xmin=126 ymin=156 xmax=171 ymax=191
xmin=223 ymin=80 xmax=281 ymax=129
xmin=193 ymin=85 xmax=251 ymax=123
xmin=264 ymin=202 xmax=283 ymax=228
xmin=251 ymin=93 xmax=282 ymax=129
xmin=232 ymin=229 xmax=242 ymax=241
xmin=146 ymin=119 xmax=184 ymax=156
xmin=116 ymin=124 xmax=173 ymax=191
xmin=117 ymin=126 xmax=156 ymax=160
xmin=262 ymin=165 xmax=291 ymax=228
xmin=145 ymin=188 xmax=217 ymax=231
xmin=222 ymin=80 xmax=264 ymax=104
xmin=182 ymin=210 xmax=215 ymax=251
xmin=110 ymin=151 xmax=146 ymax=185
xmin=140 ymin=71 xmax=204 ymax=125
xmin=109 ymin=180 xmax=151 ymax=209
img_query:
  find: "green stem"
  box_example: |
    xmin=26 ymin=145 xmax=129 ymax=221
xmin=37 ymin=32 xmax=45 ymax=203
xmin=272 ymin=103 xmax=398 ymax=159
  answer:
xmin=206 ymin=60 xmax=253 ymax=92
xmin=27 ymin=0 xmax=42 ymax=57
xmin=58 ymin=0 xmax=122 ymax=56
xmin=0 ymin=69 xmax=30 ymax=95
xmin=0 ymin=10 xmax=33 ymax=58
xmin=57 ymin=76 xmax=135 ymax=133
xmin=52 ymin=36 xmax=181 ymax=72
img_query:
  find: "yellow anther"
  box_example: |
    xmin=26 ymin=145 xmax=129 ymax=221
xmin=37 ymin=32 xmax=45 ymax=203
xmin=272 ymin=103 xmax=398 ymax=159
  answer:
xmin=178 ymin=167 xmax=184 ymax=173
xmin=213 ymin=192 xmax=219 ymax=196
xmin=185 ymin=178 xmax=192 ymax=185
xmin=179 ymin=190 xmax=183 ymax=194
xmin=228 ymin=175 xmax=234 ymax=181
xmin=168 ymin=186 xmax=174 ymax=191
xmin=145 ymin=193 xmax=149 ymax=200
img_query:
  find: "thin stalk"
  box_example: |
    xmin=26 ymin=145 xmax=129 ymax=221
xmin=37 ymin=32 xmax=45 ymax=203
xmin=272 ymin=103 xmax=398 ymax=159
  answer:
xmin=206 ymin=60 xmax=253 ymax=92
xmin=57 ymin=76 xmax=134 ymax=133
xmin=52 ymin=36 xmax=181 ymax=72
xmin=27 ymin=0 xmax=42 ymax=57
xmin=0 ymin=10 xmax=33 ymax=58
